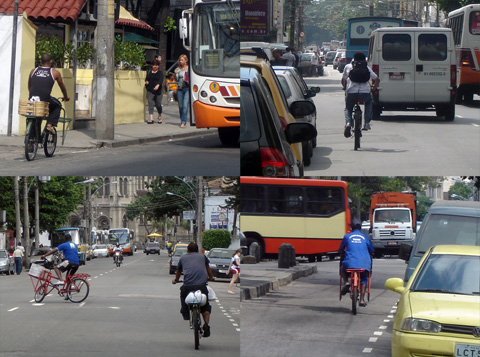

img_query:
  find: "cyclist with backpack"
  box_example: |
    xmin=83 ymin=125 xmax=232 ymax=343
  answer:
xmin=341 ymin=52 xmax=380 ymax=137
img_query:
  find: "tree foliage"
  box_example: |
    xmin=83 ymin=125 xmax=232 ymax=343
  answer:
xmin=0 ymin=176 xmax=86 ymax=234
xmin=201 ymin=229 xmax=232 ymax=250
xmin=435 ymin=0 xmax=476 ymax=13
xmin=449 ymin=181 xmax=474 ymax=200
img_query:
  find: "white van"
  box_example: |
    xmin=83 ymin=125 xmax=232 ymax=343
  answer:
xmin=367 ymin=27 xmax=457 ymax=121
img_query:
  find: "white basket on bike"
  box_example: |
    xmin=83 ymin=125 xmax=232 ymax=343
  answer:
xmin=185 ymin=290 xmax=207 ymax=306
xmin=28 ymin=263 xmax=48 ymax=278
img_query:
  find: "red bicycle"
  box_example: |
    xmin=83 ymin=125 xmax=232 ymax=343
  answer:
xmin=29 ymin=263 xmax=90 ymax=303
xmin=339 ymin=268 xmax=371 ymax=315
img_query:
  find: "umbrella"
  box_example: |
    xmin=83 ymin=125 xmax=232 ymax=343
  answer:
xmin=147 ymin=233 xmax=162 ymax=237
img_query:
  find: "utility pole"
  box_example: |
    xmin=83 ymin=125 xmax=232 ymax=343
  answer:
xmin=289 ymin=0 xmax=296 ymax=48
xmin=23 ymin=177 xmax=31 ymax=268
xmin=196 ymin=177 xmax=203 ymax=252
xmin=14 ymin=177 xmax=21 ymax=249
xmin=95 ymin=0 xmax=115 ymax=140
xmin=34 ymin=178 xmax=39 ymax=248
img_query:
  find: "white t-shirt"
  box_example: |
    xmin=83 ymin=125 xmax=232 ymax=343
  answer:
xmin=310 ymin=54 xmax=319 ymax=66
xmin=342 ymin=63 xmax=378 ymax=94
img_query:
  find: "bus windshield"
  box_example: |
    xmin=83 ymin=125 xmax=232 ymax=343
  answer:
xmin=108 ymin=229 xmax=130 ymax=245
xmin=192 ymin=1 xmax=240 ymax=78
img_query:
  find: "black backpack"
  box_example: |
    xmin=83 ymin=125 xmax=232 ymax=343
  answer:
xmin=348 ymin=60 xmax=370 ymax=83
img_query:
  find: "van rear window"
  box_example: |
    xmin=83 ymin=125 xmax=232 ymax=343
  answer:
xmin=418 ymin=34 xmax=447 ymax=61
xmin=382 ymin=34 xmax=411 ymax=61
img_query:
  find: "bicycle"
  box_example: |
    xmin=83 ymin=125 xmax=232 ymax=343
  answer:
xmin=29 ymin=262 xmax=90 ymax=303
xmin=352 ymin=99 xmax=364 ymax=151
xmin=19 ymin=98 xmax=71 ymax=161
xmin=339 ymin=268 xmax=371 ymax=315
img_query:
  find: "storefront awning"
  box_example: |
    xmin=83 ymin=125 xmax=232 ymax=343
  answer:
xmin=115 ymin=6 xmax=154 ymax=31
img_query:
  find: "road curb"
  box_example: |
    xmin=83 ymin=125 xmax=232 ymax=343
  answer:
xmin=240 ymin=264 xmax=318 ymax=301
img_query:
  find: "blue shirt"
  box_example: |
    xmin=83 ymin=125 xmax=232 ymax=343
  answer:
xmin=339 ymin=229 xmax=373 ymax=271
xmin=57 ymin=241 xmax=79 ymax=264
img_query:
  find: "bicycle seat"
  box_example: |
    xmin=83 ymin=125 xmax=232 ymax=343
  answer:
xmin=346 ymin=268 xmax=365 ymax=273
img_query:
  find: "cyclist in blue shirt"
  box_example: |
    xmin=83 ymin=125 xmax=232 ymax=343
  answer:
xmin=339 ymin=219 xmax=373 ymax=306
xmin=41 ymin=234 xmax=79 ymax=286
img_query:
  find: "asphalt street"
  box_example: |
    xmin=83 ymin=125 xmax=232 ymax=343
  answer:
xmin=0 ymin=251 xmax=240 ymax=357
xmin=305 ymin=66 xmax=480 ymax=175
xmin=241 ymin=257 xmax=406 ymax=357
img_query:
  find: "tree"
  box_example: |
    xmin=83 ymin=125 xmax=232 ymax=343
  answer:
xmin=435 ymin=0 xmax=476 ymax=13
xmin=449 ymin=181 xmax=473 ymax=200
xmin=0 ymin=176 xmax=86 ymax=234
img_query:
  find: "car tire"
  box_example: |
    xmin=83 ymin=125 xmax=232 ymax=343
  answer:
xmin=444 ymin=104 xmax=455 ymax=121
xmin=302 ymin=141 xmax=311 ymax=166
xmin=218 ymin=127 xmax=239 ymax=146
xmin=146 ymin=252 xmax=149 ymax=255
xmin=372 ymin=105 xmax=381 ymax=121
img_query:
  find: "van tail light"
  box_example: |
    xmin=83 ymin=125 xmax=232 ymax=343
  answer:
xmin=279 ymin=116 xmax=288 ymax=130
xmin=372 ymin=64 xmax=379 ymax=76
xmin=260 ymin=147 xmax=290 ymax=177
xmin=460 ymin=49 xmax=474 ymax=68
xmin=450 ymin=65 xmax=457 ymax=87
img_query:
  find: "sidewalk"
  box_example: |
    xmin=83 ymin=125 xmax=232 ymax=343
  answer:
xmin=240 ymin=261 xmax=318 ymax=301
xmin=1 ymin=100 xmax=215 ymax=149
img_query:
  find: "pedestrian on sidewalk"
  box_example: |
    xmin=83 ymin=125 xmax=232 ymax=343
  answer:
xmin=145 ymin=59 xmax=164 ymax=124
xmin=13 ymin=243 xmax=24 ymax=275
xmin=175 ymin=54 xmax=190 ymax=128
xmin=227 ymin=249 xmax=242 ymax=294
xmin=165 ymin=73 xmax=178 ymax=103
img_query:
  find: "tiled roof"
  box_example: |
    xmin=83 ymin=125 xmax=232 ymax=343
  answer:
xmin=116 ymin=6 xmax=154 ymax=31
xmin=0 ymin=0 xmax=88 ymax=22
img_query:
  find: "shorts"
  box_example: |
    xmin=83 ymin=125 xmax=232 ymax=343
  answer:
xmin=231 ymin=266 xmax=240 ymax=275
xmin=56 ymin=260 xmax=79 ymax=277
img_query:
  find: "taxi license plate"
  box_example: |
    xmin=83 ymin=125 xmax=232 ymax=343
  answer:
xmin=387 ymin=241 xmax=398 ymax=245
xmin=389 ymin=73 xmax=404 ymax=80
xmin=455 ymin=343 xmax=480 ymax=357
xmin=219 ymin=269 xmax=227 ymax=274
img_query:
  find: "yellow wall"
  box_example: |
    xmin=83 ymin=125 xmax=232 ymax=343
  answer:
xmin=77 ymin=69 xmax=146 ymax=125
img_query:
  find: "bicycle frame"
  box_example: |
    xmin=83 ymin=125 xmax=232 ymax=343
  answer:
xmin=339 ymin=268 xmax=370 ymax=315
xmin=352 ymin=99 xmax=364 ymax=151
xmin=31 ymin=268 xmax=90 ymax=303
xmin=188 ymin=302 xmax=202 ymax=350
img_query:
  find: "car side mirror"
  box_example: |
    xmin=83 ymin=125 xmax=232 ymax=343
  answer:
xmin=284 ymin=122 xmax=317 ymax=144
xmin=306 ymin=87 xmax=320 ymax=98
xmin=290 ymin=100 xmax=315 ymax=118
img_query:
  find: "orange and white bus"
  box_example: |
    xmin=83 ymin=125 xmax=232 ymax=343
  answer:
xmin=107 ymin=228 xmax=134 ymax=256
xmin=180 ymin=0 xmax=240 ymax=146
xmin=447 ymin=4 xmax=480 ymax=104
xmin=240 ymin=177 xmax=351 ymax=262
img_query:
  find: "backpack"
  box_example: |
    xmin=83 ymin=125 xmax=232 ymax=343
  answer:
xmin=348 ymin=60 xmax=370 ymax=83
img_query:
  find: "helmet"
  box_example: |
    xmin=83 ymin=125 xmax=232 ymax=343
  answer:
xmin=351 ymin=219 xmax=362 ymax=230
xmin=116 ymin=243 xmax=119 ymax=247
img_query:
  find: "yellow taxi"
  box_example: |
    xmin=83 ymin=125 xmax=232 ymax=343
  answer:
xmin=385 ymin=245 xmax=480 ymax=356
xmin=240 ymin=51 xmax=316 ymax=176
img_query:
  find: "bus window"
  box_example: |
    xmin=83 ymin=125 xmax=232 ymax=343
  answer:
xmin=306 ymin=187 xmax=343 ymax=216
xmin=268 ymin=186 xmax=303 ymax=214
xmin=382 ymin=34 xmax=411 ymax=61
xmin=241 ymin=185 xmax=265 ymax=213
xmin=470 ymin=10 xmax=480 ymax=34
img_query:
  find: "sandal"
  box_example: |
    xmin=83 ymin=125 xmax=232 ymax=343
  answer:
xmin=46 ymin=125 xmax=55 ymax=134
xmin=359 ymin=301 xmax=367 ymax=307
xmin=157 ymin=119 xmax=162 ymax=124
xmin=180 ymin=124 xmax=186 ymax=128
xmin=147 ymin=121 xmax=154 ymax=124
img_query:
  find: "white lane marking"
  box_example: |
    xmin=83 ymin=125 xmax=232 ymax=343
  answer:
xmin=384 ymin=319 xmax=390 ymax=322
xmin=373 ymin=331 xmax=383 ymax=336
xmin=79 ymin=302 xmax=86 ymax=308
xmin=472 ymin=123 xmax=479 ymax=127
xmin=379 ymin=325 xmax=387 ymax=330
xmin=369 ymin=337 xmax=378 ymax=343
xmin=32 ymin=304 xmax=44 ymax=306
xmin=236 ymin=328 xmax=241 ymax=332
xmin=8 ymin=307 xmax=19 ymax=311
xmin=362 ymin=348 xmax=373 ymax=353
xmin=387 ymin=315 xmax=394 ymax=318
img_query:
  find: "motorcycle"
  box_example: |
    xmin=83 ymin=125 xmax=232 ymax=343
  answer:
xmin=114 ymin=251 xmax=122 ymax=267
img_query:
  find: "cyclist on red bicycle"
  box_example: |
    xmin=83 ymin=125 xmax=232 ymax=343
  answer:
xmin=341 ymin=52 xmax=380 ymax=137
xmin=41 ymin=234 xmax=79 ymax=286
xmin=339 ymin=219 xmax=374 ymax=307
xmin=28 ymin=54 xmax=70 ymax=134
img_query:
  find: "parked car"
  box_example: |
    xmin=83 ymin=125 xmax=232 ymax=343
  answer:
xmin=385 ymin=245 xmax=480 ymax=357
xmin=274 ymin=68 xmax=319 ymax=166
xmin=92 ymin=244 xmax=109 ymax=258
xmin=240 ymin=51 xmax=317 ymax=176
xmin=325 ymin=51 xmax=337 ymax=66
xmin=169 ymin=244 xmax=189 ymax=274
xmin=337 ymin=51 xmax=347 ymax=73
xmin=144 ymin=242 xmax=160 ymax=255
xmin=399 ymin=200 xmax=480 ymax=281
xmin=207 ymin=248 xmax=239 ymax=279
xmin=0 ymin=249 xmax=15 ymax=275
xmin=240 ymin=64 xmax=317 ymax=177
xmin=298 ymin=53 xmax=315 ymax=77
xmin=332 ymin=50 xmax=344 ymax=69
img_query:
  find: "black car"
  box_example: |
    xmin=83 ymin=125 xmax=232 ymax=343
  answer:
xmin=240 ymin=66 xmax=317 ymax=177
xmin=207 ymin=248 xmax=240 ymax=279
xmin=144 ymin=242 xmax=160 ymax=255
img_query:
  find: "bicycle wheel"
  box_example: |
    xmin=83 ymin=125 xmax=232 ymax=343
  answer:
xmin=34 ymin=283 xmax=47 ymax=303
xmin=43 ymin=127 xmax=57 ymax=157
xmin=353 ymin=106 xmax=362 ymax=151
xmin=192 ymin=306 xmax=200 ymax=350
xmin=67 ymin=278 xmax=89 ymax=303
xmin=352 ymin=284 xmax=358 ymax=315
xmin=24 ymin=120 xmax=38 ymax=161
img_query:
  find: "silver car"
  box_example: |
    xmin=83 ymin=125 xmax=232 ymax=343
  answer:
xmin=0 ymin=249 xmax=15 ymax=275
